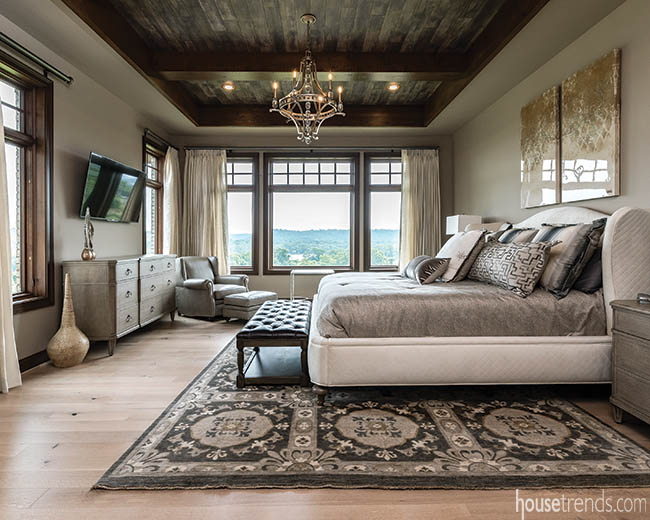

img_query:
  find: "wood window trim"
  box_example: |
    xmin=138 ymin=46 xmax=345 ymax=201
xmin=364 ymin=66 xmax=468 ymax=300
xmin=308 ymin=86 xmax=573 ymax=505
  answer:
xmin=0 ymin=49 xmax=54 ymax=314
xmin=263 ymin=152 xmax=360 ymax=275
xmin=227 ymin=152 xmax=259 ymax=275
xmin=364 ymin=152 xmax=402 ymax=272
xmin=141 ymin=136 xmax=165 ymax=254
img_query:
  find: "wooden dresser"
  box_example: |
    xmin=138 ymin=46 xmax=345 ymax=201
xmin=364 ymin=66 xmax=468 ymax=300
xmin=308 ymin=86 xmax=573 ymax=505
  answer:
xmin=62 ymin=255 xmax=176 ymax=355
xmin=610 ymin=300 xmax=650 ymax=425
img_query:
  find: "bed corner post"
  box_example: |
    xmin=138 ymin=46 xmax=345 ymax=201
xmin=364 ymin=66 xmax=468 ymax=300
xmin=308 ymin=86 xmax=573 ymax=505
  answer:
xmin=313 ymin=384 xmax=328 ymax=406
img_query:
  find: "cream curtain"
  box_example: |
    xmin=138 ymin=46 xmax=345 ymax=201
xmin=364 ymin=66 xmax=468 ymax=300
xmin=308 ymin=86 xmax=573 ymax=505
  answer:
xmin=162 ymin=146 xmax=181 ymax=254
xmin=0 ymin=110 xmax=22 ymax=393
xmin=181 ymin=149 xmax=229 ymax=274
xmin=399 ymin=149 xmax=441 ymax=270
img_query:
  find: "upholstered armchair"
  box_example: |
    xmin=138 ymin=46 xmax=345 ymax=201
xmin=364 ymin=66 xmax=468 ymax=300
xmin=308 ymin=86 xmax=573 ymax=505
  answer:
xmin=175 ymin=256 xmax=248 ymax=319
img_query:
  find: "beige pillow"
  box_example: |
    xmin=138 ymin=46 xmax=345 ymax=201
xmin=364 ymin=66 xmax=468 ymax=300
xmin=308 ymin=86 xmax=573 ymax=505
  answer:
xmin=436 ymin=230 xmax=486 ymax=282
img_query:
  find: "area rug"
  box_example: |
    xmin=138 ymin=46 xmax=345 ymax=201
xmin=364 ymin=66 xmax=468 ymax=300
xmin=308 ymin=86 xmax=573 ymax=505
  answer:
xmin=95 ymin=340 xmax=650 ymax=490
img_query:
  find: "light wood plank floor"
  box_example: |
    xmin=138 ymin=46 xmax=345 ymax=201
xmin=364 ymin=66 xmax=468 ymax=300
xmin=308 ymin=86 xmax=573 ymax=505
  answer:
xmin=1 ymin=317 xmax=649 ymax=519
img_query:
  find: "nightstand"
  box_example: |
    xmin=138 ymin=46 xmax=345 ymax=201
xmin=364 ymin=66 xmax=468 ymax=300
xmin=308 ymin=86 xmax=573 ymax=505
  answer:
xmin=610 ymin=300 xmax=650 ymax=425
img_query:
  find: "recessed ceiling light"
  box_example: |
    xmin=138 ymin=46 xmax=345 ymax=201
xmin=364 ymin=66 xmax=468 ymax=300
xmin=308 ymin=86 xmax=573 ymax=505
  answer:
xmin=387 ymin=82 xmax=400 ymax=91
xmin=222 ymin=81 xmax=235 ymax=91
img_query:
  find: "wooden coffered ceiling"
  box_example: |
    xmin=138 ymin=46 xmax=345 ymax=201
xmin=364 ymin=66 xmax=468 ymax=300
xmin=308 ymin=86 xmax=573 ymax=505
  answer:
xmin=61 ymin=0 xmax=549 ymax=127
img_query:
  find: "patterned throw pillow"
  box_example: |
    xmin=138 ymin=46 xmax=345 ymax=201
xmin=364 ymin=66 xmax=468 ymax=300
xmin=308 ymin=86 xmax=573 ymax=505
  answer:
xmin=436 ymin=230 xmax=486 ymax=282
xmin=403 ymin=255 xmax=432 ymax=279
xmin=532 ymin=218 xmax=607 ymax=299
xmin=468 ymin=239 xmax=554 ymax=297
xmin=413 ymin=257 xmax=450 ymax=284
xmin=498 ymin=228 xmax=537 ymax=244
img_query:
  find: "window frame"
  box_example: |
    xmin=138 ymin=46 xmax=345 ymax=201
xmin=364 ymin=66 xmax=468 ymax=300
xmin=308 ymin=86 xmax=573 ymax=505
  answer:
xmin=364 ymin=152 xmax=402 ymax=272
xmin=263 ymin=152 xmax=360 ymax=275
xmin=1 ymin=49 xmax=54 ymax=313
xmin=141 ymin=136 xmax=165 ymax=255
xmin=226 ymin=152 xmax=259 ymax=275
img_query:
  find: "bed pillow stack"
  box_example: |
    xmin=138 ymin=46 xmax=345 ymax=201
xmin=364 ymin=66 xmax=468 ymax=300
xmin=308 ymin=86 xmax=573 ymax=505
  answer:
xmin=435 ymin=230 xmax=486 ymax=282
xmin=467 ymin=239 xmax=554 ymax=297
xmin=531 ymin=218 xmax=607 ymax=298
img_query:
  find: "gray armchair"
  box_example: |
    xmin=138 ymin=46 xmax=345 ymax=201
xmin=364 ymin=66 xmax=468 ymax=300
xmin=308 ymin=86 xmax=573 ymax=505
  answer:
xmin=175 ymin=256 xmax=248 ymax=319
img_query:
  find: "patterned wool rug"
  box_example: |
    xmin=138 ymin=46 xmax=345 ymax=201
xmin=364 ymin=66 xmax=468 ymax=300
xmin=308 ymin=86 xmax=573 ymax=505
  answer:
xmin=95 ymin=340 xmax=650 ymax=490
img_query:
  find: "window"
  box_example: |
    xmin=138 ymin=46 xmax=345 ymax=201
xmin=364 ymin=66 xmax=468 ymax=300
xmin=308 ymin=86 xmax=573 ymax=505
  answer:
xmin=1 ymin=50 xmax=54 ymax=313
xmin=365 ymin=154 xmax=402 ymax=270
xmin=264 ymin=154 xmax=359 ymax=273
xmin=142 ymin=140 xmax=164 ymax=254
xmin=226 ymin=155 xmax=258 ymax=274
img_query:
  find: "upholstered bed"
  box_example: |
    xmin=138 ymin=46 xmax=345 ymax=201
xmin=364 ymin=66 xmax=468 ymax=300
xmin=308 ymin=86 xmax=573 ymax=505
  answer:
xmin=308 ymin=206 xmax=650 ymax=396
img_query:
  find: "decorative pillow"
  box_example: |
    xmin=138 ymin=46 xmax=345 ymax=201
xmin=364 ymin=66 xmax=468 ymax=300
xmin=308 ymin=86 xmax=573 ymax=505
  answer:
xmin=413 ymin=257 xmax=450 ymax=284
xmin=532 ymin=218 xmax=607 ymax=299
xmin=468 ymin=239 xmax=554 ymax=298
xmin=403 ymin=255 xmax=431 ymax=279
xmin=572 ymin=248 xmax=603 ymax=293
xmin=455 ymin=236 xmax=487 ymax=281
xmin=498 ymin=228 xmax=538 ymax=244
xmin=436 ymin=230 xmax=486 ymax=282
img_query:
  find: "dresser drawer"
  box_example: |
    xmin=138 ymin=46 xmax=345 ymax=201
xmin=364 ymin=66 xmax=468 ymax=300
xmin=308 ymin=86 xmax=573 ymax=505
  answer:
xmin=141 ymin=273 xmax=175 ymax=299
xmin=117 ymin=304 xmax=139 ymax=335
xmin=614 ymin=309 xmax=650 ymax=340
xmin=115 ymin=260 xmax=139 ymax=282
xmin=613 ymin=368 xmax=650 ymax=414
xmin=116 ymin=280 xmax=138 ymax=307
xmin=614 ymin=331 xmax=650 ymax=377
xmin=139 ymin=295 xmax=173 ymax=324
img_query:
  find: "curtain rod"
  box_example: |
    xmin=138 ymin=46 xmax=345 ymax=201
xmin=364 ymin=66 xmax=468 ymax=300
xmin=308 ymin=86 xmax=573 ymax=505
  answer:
xmin=144 ymin=128 xmax=178 ymax=151
xmin=183 ymin=146 xmax=440 ymax=152
xmin=0 ymin=32 xmax=73 ymax=85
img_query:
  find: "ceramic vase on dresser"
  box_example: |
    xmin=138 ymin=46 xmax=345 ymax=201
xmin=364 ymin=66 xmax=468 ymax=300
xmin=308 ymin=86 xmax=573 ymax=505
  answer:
xmin=47 ymin=273 xmax=90 ymax=368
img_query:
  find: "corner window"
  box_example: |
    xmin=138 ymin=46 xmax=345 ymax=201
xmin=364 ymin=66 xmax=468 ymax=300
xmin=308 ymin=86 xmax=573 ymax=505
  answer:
xmin=365 ymin=154 xmax=402 ymax=270
xmin=226 ymin=155 xmax=258 ymax=274
xmin=1 ymin=51 xmax=54 ymax=313
xmin=264 ymin=155 xmax=359 ymax=273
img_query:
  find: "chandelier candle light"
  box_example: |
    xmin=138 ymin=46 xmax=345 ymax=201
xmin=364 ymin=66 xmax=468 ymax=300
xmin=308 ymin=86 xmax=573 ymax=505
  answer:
xmin=270 ymin=14 xmax=345 ymax=144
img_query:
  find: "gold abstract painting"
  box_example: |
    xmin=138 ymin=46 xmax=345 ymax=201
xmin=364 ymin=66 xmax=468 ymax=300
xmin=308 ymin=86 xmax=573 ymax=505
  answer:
xmin=561 ymin=49 xmax=621 ymax=202
xmin=520 ymin=86 xmax=560 ymax=208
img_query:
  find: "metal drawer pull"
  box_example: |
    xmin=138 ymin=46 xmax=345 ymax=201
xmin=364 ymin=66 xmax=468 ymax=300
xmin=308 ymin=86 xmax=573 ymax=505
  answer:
xmin=150 ymin=305 xmax=155 ymax=313
xmin=167 ymin=262 xmax=172 ymax=268
xmin=167 ymin=279 xmax=172 ymax=286
xmin=126 ymin=314 xmax=132 ymax=323
xmin=150 ymin=264 xmax=155 ymax=272
xmin=150 ymin=284 xmax=156 ymax=291
xmin=125 ymin=290 xmax=132 ymax=298
xmin=125 ymin=268 xmax=132 ymax=276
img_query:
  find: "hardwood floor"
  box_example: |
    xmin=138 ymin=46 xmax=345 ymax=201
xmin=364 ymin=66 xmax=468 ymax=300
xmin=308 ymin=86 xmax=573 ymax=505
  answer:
xmin=1 ymin=316 xmax=649 ymax=519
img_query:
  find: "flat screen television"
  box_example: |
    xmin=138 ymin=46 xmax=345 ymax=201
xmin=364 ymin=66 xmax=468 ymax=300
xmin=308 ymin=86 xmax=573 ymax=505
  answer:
xmin=80 ymin=152 xmax=146 ymax=223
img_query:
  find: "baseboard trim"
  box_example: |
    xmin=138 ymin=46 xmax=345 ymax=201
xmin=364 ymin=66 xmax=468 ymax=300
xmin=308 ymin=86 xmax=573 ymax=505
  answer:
xmin=19 ymin=350 xmax=50 ymax=372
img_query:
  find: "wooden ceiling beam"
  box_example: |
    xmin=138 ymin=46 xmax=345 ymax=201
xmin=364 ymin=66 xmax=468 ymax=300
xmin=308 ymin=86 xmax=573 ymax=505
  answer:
xmin=154 ymin=52 xmax=467 ymax=82
xmin=60 ymin=0 xmax=200 ymax=125
xmin=423 ymin=0 xmax=550 ymax=126
xmin=197 ymin=105 xmax=425 ymax=127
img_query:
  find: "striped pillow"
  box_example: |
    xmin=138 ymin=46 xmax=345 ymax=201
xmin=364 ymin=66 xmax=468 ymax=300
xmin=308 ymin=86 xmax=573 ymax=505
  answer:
xmin=468 ymin=239 xmax=554 ymax=297
xmin=498 ymin=228 xmax=538 ymax=244
xmin=532 ymin=218 xmax=607 ymax=299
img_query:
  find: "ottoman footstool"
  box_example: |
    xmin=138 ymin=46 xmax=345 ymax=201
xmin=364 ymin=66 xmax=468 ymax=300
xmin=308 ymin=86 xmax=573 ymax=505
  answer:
xmin=223 ymin=290 xmax=278 ymax=321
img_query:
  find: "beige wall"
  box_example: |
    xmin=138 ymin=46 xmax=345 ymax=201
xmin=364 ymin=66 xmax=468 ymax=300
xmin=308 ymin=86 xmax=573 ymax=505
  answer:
xmin=2 ymin=15 xmax=169 ymax=360
xmin=173 ymin=134 xmax=454 ymax=297
xmin=453 ymin=0 xmax=650 ymax=223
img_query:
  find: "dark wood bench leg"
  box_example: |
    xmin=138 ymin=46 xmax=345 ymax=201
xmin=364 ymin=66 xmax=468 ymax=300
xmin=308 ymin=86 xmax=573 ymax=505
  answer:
xmin=236 ymin=341 xmax=245 ymax=388
xmin=300 ymin=340 xmax=310 ymax=387
xmin=313 ymin=384 xmax=328 ymax=405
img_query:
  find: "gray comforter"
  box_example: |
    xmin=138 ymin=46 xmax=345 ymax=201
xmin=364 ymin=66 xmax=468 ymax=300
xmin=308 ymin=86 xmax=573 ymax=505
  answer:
xmin=315 ymin=273 xmax=606 ymax=338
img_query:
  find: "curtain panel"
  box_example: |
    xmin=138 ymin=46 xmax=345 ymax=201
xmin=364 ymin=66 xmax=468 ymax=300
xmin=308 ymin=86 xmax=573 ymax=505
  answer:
xmin=399 ymin=149 xmax=441 ymax=270
xmin=0 ymin=110 xmax=22 ymax=393
xmin=162 ymin=147 xmax=181 ymax=255
xmin=181 ymin=149 xmax=229 ymax=275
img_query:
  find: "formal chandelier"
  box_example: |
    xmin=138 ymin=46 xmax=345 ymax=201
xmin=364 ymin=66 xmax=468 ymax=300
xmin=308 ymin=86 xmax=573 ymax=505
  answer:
xmin=270 ymin=14 xmax=344 ymax=144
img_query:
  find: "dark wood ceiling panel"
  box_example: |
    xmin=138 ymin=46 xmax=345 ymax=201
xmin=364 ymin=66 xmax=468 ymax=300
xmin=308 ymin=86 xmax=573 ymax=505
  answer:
xmin=184 ymin=79 xmax=441 ymax=106
xmin=106 ymin=0 xmax=507 ymax=53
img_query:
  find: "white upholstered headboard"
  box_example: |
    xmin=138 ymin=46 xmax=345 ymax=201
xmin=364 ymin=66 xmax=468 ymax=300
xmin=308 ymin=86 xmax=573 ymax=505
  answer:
xmin=514 ymin=205 xmax=650 ymax=334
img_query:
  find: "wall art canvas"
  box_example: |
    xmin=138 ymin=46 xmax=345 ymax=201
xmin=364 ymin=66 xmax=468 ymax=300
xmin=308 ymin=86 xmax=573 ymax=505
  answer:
xmin=520 ymin=85 xmax=560 ymax=208
xmin=561 ymin=49 xmax=621 ymax=203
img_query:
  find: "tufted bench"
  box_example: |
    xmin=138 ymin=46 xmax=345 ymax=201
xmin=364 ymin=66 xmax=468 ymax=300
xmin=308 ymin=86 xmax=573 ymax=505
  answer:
xmin=235 ymin=300 xmax=311 ymax=388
